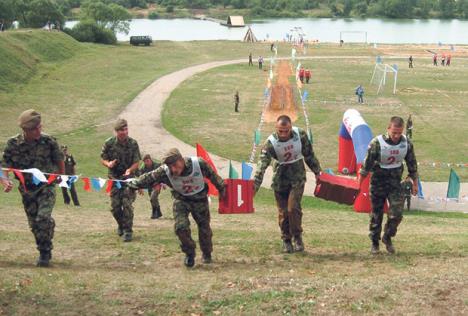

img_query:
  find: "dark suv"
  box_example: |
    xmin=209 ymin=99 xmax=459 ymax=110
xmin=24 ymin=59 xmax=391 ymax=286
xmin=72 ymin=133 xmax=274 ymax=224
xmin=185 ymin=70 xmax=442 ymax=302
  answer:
xmin=130 ymin=36 xmax=153 ymax=46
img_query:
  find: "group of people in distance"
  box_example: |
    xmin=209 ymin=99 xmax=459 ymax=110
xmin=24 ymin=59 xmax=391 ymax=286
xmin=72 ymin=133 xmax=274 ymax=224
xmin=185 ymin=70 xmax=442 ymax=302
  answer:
xmin=1 ymin=109 xmax=418 ymax=268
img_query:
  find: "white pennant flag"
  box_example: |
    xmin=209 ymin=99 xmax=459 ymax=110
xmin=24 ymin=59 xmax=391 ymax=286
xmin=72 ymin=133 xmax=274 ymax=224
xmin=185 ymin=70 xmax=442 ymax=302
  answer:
xmin=98 ymin=177 xmax=107 ymax=188
xmin=59 ymin=175 xmax=70 ymax=188
xmin=23 ymin=168 xmax=47 ymax=183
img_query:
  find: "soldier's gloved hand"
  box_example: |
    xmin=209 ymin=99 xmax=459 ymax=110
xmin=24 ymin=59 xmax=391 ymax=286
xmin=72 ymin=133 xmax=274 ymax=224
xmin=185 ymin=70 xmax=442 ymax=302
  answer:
xmin=218 ymin=188 xmax=226 ymax=200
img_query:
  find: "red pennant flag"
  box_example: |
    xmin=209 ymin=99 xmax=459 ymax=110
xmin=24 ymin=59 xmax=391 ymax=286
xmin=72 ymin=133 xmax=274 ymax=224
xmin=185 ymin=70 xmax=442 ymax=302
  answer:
xmin=47 ymin=174 xmax=57 ymax=185
xmin=196 ymin=143 xmax=218 ymax=196
xmin=11 ymin=168 xmax=27 ymax=192
xmin=105 ymin=180 xmax=113 ymax=194
xmin=82 ymin=177 xmax=91 ymax=192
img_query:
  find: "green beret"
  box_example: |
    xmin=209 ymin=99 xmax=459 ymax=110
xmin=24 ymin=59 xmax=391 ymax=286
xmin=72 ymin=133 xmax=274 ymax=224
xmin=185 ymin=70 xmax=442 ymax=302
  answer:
xmin=114 ymin=118 xmax=128 ymax=131
xmin=162 ymin=148 xmax=182 ymax=165
xmin=18 ymin=109 xmax=41 ymax=129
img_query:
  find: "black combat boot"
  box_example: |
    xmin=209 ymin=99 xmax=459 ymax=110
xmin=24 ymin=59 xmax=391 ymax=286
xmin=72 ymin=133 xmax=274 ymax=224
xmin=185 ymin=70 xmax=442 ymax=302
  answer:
xmin=294 ymin=236 xmax=305 ymax=252
xmin=151 ymin=207 xmax=162 ymax=219
xmin=202 ymin=253 xmax=212 ymax=264
xmin=370 ymin=241 xmax=380 ymax=255
xmin=117 ymin=226 xmax=124 ymax=236
xmin=382 ymin=235 xmax=395 ymax=254
xmin=123 ymin=231 xmax=133 ymax=242
xmin=282 ymin=240 xmax=294 ymax=253
xmin=36 ymin=250 xmax=51 ymax=267
xmin=184 ymin=253 xmax=195 ymax=268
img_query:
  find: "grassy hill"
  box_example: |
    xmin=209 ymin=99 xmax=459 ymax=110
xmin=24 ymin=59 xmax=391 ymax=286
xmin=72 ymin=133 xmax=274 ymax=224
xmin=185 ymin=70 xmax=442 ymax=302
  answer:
xmin=0 ymin=30 xmax=466 ymax=315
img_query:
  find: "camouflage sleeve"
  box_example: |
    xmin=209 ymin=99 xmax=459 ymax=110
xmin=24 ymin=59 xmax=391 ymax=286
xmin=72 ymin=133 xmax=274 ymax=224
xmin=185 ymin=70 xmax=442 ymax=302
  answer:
xmin=2 ymin=140 xmax=14 ymax=168
xmin=405 ymin=140 xmax=418 ymax=181
xmin=100 ymin=139 xmax=111 ymax=161
xmin=128 ymin=166 xmax=169 ymax=190
xmin=359 ymin=137 xmax=380 ymax=177
xmin=199 ymin=158 xmax=225 ymax=194
xmin=71 ymin=155 xmax=76 ymax=166
xmin=300 ymin=129 xmax=321 ymax=175
xmin=253 ymin=140 xmax=274 ymax=192
xmin=49 ymin=137 xmax=64 ymax=165
xmin=132 ymin=140 xmax=141 ymax=164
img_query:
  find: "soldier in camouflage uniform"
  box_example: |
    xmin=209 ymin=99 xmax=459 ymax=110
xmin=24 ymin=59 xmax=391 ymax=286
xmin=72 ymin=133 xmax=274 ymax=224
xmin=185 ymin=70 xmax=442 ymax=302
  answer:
xmin=138 ymin=154 xmax=163 ymax=219
xmin=61 ymin=145 xmax=80 ymax=206
xmin=359 ymin=116 xmax=418 ymax=254
xmin=101 ymin=119 xmax=141 ymax=242
xmin=2 ymin=109 xmax=64 ymax=267
xmin=254 ymin=115 xmax=322 ymax=253
xmin=129 ymin=148 xmax=225 ymax=268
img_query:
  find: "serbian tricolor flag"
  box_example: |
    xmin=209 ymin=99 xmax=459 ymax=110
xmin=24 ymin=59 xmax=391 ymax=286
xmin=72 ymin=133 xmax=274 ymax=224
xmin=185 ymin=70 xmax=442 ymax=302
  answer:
xmin=196 ymin=143 xmax=218 ymax=196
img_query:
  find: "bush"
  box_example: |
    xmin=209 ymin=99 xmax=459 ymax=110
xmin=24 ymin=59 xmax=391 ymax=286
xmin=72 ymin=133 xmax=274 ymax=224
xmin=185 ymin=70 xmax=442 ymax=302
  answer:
xmin=148 ymin=11 xmax=160 ymax=19
xmin=166 ymin=5 xmax=174 ymax=13
xmin=68 ymin=21 xmax=117 ymax=44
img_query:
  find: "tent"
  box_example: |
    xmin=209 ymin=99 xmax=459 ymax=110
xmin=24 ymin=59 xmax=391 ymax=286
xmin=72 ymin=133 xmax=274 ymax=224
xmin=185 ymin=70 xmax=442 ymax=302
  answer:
xmin=222 ymin=16 xmax=245 ymax=27
xmin=243 ymin=27 xmax=257 ymax=42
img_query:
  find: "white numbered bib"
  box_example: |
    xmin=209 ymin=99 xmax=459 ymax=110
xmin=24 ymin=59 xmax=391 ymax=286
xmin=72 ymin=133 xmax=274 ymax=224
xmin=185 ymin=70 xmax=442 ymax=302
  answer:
xmin=378 ymin=135 xmax=408 ymax=169
xmin=268 ymin=126 xmax=304 ymax=165
xmin=165 ymin=157 xmax=205 ymax=196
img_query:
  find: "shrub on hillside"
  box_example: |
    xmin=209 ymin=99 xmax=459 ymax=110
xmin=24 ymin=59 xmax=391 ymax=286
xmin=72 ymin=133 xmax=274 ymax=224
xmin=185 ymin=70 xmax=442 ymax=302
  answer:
xmin=148 ymin=11 xmax=160 ymax=19
xmin=68 ymin=21 xmax=117 ymax=44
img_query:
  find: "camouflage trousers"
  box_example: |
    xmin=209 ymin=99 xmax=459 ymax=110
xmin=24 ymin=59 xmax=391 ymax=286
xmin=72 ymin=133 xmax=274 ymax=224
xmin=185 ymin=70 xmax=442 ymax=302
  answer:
xmin=274 ymin=183 xmax=304 ymax=241
xmin=110 ymin=186 xmax=136 ymax=233
xmin=173 ymin=198 xmax=212 ymax=257
xmin=369 ymin=177 xmax=404 ymax=242
xmin=148 ymin=189 xmax=161 ymax=213
xmin=20 ymin=185 xmax=56 ymax=252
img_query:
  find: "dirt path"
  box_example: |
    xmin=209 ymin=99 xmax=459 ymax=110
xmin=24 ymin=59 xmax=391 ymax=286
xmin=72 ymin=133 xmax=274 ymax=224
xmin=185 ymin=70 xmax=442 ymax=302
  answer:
xmin=120 ymin=57 xmax=467 ymax=212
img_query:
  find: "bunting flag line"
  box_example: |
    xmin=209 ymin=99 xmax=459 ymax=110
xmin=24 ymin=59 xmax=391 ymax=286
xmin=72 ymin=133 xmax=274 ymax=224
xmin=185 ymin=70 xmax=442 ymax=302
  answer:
xmin=82 ymin=177 xmax=91 ymax=192
xmin=91 ymin=178 xmax=102 ymax=191
xmin=58 ymin=175 xmax=69 ymax=188
xmin=417 ymin=162 xmax=468 ymax=168
xmin=241 ymin=161 xmax=253 ymax=180
xmin=105 ymin=180 xmax=113 ymax=193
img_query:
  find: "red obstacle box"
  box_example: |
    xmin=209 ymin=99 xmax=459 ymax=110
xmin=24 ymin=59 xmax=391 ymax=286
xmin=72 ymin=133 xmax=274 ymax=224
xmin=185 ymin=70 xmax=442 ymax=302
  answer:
xmin=218 ymin=179 xmax=255 ymax=214
xmin=314 ymin=173 xmax=360 ymax=205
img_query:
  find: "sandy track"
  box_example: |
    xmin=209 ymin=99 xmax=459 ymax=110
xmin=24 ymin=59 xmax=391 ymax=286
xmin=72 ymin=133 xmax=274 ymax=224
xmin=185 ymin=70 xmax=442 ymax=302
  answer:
xmin=120 ymin=57 xmax=467 ymax=212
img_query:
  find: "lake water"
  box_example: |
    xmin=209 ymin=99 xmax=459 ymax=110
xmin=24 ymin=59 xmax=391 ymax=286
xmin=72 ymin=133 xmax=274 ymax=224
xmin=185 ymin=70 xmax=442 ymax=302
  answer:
xmin=66 ymin=18 xmax=468 ymax=44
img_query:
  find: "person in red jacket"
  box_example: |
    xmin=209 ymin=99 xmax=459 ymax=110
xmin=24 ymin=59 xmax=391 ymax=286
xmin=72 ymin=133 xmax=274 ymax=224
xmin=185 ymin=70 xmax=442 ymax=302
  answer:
xmin=299 ymin=67 xmax=305 ymax=83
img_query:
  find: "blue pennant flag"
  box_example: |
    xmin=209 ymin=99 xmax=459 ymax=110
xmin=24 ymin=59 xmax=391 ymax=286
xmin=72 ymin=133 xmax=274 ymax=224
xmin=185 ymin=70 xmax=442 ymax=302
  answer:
xmin=68 ymin=176 xmax=78 ymax=185
xmin=264 ymin=88 xmax=269 ymax=97
xmin=91 ymin=178 xmax=101 ymax=191
xmin=242 ymin=161 xmax=253 ymax=180
xmin=32 ymin=175 xmax=42 ymax=185
xmin=115 ymin=181 xmax=122 ymax=189
xmin=302 ymin=90 xmax=309 ymax=103
xmin=324 ymin=168 xmax=335 ymax=175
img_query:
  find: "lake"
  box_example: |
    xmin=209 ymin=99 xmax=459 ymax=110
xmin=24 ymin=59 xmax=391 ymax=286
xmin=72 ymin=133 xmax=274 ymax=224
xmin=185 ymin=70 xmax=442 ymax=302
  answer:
xmin=66 ymin=18 xmax=468 ymax=44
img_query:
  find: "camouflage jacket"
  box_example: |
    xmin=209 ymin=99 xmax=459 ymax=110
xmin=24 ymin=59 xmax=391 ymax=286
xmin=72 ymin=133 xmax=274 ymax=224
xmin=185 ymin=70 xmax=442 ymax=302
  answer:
xmin=359 ymin=133 xmax=418 ymax=182
xmin=128 ymin=157 xmax=225 ymax=201
xmin=2 ymin=133 xmax=63 ymax=189
xmin=254 ymin=127 xmax=321 ymax=192
xmin=101 ymin=136 xmax=141 ymax=179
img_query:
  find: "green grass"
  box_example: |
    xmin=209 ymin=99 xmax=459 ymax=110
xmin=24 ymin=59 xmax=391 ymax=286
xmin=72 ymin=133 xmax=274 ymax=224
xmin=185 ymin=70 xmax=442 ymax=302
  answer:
xmin=163 ymin=52 xmax=468 ymax=182
xmin=0 ymin=30 xmax=467 ymax=315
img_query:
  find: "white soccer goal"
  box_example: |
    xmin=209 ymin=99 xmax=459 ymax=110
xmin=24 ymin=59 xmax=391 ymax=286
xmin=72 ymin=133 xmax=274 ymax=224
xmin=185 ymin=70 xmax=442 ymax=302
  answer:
xmin=339 ymin=31 xmax=367 ymax=44
xmin=370 ymin=63 xmax=398 ymax=94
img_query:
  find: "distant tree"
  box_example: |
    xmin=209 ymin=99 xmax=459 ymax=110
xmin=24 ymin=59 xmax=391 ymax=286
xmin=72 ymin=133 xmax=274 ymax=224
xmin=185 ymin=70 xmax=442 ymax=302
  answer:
xmin=458 ymin=0 xmax=468 ymax=18
xmin=355 ymin=1 xmax=368 ymax=16
xmin=343 ymin=0 xmax=352 ymax=16
xmin=81 ymin=1 xmax=131 ymax=34
xmin=380 ymin=0 xmax=414 ymax=18
xmin=26 ymin=0 xmax=65 ymax=28
xmin=439 ymin=0 xmax=455 ymax=18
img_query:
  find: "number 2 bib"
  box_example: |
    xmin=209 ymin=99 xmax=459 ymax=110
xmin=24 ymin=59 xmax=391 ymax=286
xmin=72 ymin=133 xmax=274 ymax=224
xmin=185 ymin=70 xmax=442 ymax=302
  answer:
xmin=165 ymin=157 xmax=205 ymax=196
xmin=268 ymin=126 xmax=304 ymax=165
xmin=377 ymin=135 xmax=408 ymax=169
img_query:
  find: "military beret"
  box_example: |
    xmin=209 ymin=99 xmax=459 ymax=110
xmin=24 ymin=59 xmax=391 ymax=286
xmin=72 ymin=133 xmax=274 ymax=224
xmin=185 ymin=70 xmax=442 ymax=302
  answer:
xmin=18 ymin=109 xmax=41 ymax=129
xmin=114 ymin=118 xmax=128 ymax=131
xmin=162 ymin=148 xmax=182 ymax=165
xmin=142 ymin=154 xmax=151 ymax=160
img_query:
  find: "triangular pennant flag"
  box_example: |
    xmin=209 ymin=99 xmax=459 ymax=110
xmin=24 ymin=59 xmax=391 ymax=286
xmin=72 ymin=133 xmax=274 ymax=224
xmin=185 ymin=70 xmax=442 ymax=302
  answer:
xmin=264 ymin=88 xmax=269 ymax=97
xmin=47 ymin=174 xmax=57 ymax=185
xmin=229 ymin=161 xmax=239 ymax=179
xmin=59 ymin=175 xmax=70 ymax=188
xmin=32 ymin=175 xmax=42 ymax=185
xmin=447 ymin=169 xmax=460 ymax=199
xmin=241 ymin=161 xmax=253 ymax=180
xmin=196 ymin=143 xmax=219 ymax=196
xmin=254 ymin=130 xmax=261 ymax=146
xmin=106 ymin=180 xmax=113 ymax=193
xmin=11 ymin=168 xmax=27 ymax=192
xmin=325 ymin=168 xmax=335 ymax=175
xmin=23 ymin=168 xmax=47 ymax=183
xmin=68 ymin=175 xmax=79 ymax=185
xmin=417 ymin=177 xmax=424 ymax=199
xmin=115 ymin=180 xmax=122 ymax=189
xmin=98 ymin=178 xmax=107 ymax=188
xmin=91 ymin=178 xmax=101 ymax=191
xmin=82 ymin=177 xmax=91 ymax=192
